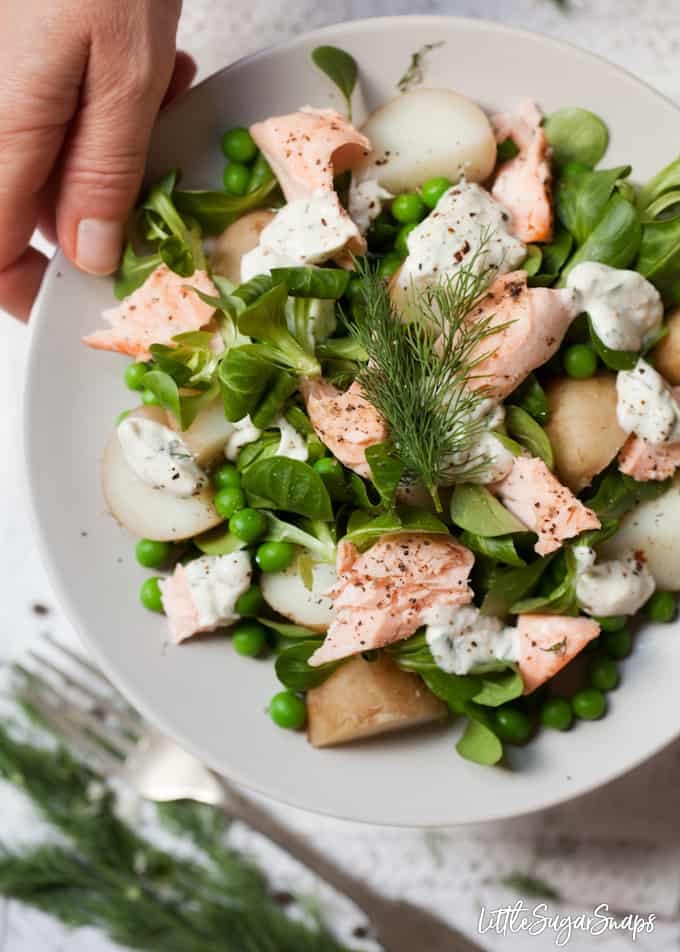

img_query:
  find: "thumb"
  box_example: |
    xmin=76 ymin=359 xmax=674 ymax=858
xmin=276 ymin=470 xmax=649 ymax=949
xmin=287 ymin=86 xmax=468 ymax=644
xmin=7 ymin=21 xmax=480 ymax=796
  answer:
xmin=56 ymin=11 xmax=180 ymax=275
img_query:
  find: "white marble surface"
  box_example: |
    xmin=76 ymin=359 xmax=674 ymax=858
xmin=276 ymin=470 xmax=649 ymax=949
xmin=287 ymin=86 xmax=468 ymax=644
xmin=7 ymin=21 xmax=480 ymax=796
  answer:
xmin=5 ymin=1 xmax=680 ymax=949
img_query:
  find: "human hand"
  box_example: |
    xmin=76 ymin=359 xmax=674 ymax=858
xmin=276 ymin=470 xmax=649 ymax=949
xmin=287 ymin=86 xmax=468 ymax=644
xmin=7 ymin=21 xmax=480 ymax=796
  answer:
xmin=0 ymin=0 xmax=195 ymax=320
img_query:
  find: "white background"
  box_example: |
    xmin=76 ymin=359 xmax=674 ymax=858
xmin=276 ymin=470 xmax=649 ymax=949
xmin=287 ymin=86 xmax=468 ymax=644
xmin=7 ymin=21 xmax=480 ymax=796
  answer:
xmin=4 ymin=1 xmax=680 ymax=949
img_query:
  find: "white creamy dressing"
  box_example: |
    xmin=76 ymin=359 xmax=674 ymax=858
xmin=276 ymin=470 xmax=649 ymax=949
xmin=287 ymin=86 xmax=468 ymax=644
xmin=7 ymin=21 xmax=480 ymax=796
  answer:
xmin=275 ymin=416 xmax=308 ymax=462
xmin=117 ymin=417 xmax=207 ymax=497
xmin=286 ymin=296 xmax=336 ymax=352
xmin=395 ymin=181 xmax=526 ymax=296
xmin=223 ymin=415 xmax=308 ymax=463
xmin=616 ymin=358 xmax=680 ymax=445
xmin=240 ymin=189 xmax=360 ymax=282
xmin=441 ymin=399 xmax=514 ymax=485
xmin=348 ymin=178 xmax=392 ymax=234
xmin=424 ymin=604 xmax=520 ymax=676
xmin=566 ymin=262 xmax=663 ymax=351
xmin=224 ymin=415 xmax=262 ymax=462
xmin=183 ymin=553 xmax=251 ymax=632
xmin=573 ymin=545 xmax=655 ymax=617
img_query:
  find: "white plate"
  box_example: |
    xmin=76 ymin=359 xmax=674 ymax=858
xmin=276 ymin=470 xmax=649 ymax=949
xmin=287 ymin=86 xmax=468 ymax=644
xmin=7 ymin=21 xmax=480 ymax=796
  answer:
xmin=24 ymin=15 xmax=680 ymax=826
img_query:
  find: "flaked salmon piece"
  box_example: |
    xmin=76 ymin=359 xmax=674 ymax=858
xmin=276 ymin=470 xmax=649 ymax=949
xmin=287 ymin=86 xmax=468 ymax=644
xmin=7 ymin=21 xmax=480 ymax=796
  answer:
xmin=492 ymin=456 xmax=600 ymax=556
xmin=158 ymin=564 xmax=198 ymax=645
xmin=618 ymin=435 xmax=680 ymax=481
xmin=83 ymin=265 xmax=217 ymax=361
xmin=517 ymin=614 xmax=600 ymax=694
xmin=250 ymin=107 xmax=371 ymax=203
xmin=463 ymin=271 xmax=579 ymax=401
xmin=301 ymin=378 xmax=388 ymax=480
xmin=309 ymin=533 xmax=474 ymax=667
xmin=491 ymin=100 xmax=553 ymax=243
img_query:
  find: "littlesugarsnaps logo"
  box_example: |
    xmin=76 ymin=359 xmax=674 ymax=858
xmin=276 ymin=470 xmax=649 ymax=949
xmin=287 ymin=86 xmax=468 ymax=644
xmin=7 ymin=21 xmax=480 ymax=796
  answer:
xmin=478 ymin=901 xmax=656 ymax=946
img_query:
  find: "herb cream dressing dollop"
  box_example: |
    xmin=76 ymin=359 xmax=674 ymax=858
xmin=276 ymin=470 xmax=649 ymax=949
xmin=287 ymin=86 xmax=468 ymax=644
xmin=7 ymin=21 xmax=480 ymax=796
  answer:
xmin=424 ymin=604 xmax=519 ymax=675
xmin=117 ymin=417 xmax=207 ymax=497
xmin=573 ymin=545 xmax=655 ymax=617
xmin=616 ymin=359 xmax=680 ymax=445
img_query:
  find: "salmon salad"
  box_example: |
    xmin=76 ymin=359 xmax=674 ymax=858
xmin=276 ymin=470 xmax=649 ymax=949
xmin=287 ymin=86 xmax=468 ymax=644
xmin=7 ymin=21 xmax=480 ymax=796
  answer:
xmin=84 ymin=43 xmax=680 ymax=765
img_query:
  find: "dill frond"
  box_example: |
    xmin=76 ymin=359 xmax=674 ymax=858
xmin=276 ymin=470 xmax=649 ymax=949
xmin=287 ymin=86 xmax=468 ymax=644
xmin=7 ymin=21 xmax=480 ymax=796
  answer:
xmin=349 ymin=248 xmax=504 ymax=510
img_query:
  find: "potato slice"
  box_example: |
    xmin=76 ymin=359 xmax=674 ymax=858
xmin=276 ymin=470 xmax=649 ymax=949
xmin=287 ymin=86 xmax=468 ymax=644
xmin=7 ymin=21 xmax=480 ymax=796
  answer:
xmin=308 ymin=655 xmax=447 ymax=748
xmin=166 ymin=397 xmax=234 ymax=469
xmin=599 ymin=473 xmax=680 ymax=590
xmin=356 ymin=88 xmax=496 ymax=193
xmin=261 ymin=561 xmax=336 ymax=632
xmin=102 ymin=407 xmax=222 ymax=542
xmin=211 ymin=209 xmax=276 ymax=284
xmin=652 ymin=304 xmax=680 ymax=385
xmin=544 ymin=374 xmax=627 ymax=492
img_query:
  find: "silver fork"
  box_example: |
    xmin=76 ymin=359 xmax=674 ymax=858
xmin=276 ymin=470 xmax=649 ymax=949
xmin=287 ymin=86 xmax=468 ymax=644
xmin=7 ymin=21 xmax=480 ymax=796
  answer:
xmin=13 ymin=634 xmax=484 ymax=952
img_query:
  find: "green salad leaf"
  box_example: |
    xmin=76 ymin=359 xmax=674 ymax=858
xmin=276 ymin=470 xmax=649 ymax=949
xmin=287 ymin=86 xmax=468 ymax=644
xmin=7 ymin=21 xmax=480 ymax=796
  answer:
xmin=529 ymin=229 xmax=574 ymax=288
xmin=587 ymin=315 xmax=638 ymax=371
xmin=271 ymin=267 xmax=350 ymax=299
xmin=544 ymin=108 xmax=609 ymax=168
xmin=258 ymin=618 xmax=320 ymax=640
xmin=250 ymin=371 xmax=298 ymax=429
xmin=342 ymin=507 xmax=449 ymax=549
xmin=316 ymin=337 xmax=369 ymax=362
xmin=174 ymin=176 xmax=278 ymax=234
xmin=275 ymin=640 xmax=342 ymax=691
xmin=456 ymin=704 xmax=504 ymax=766
xmin=365 ymin=443 xmax=404 ymax=509
xmin=582 ymin=467 xmax=672 ymax=520
xmin=450 ymin=485 xmax=527 ymax=538
xmin=637 ymin=213 xmax=680 ymax=306
xmin=264 ymin=514 xmax=337 ymax=563
xmin=557 ymin=164 xmax=632 ymax=245
xmin=521 ymin=245 xmax=543 ymax=276
xmin=348 ymin=473 xmax=383 ymax=513
xmin=114 ymin=243 xmax=162 ymax=299
xmin=194 ymin=526 xmax=247 ymax=556
xmin=459 ymin=531 xmax=528 ymax=568
xmin=481 ymin=555 xmax=554 ymax=618
xmin=142 ymin=372 xmax=218 ymax=430
xmin=505 ymin=405 xmax=554 ymax=469
xmin=311 ymin=46 xmax=358 ymax=118
xmin=218 ymin=346 xmax=273 ymax=422
xmin=471 ymin=668 xmax=524 ymax=707
xmin=236 ymin=433 xmax=280 ymax=473
xmin=510 ymin=374 xmax=550 ymax=423
xmin=242 ymin=458 xmax=334 ymax=521
xmin=238 ymin=283 xmax=321 ymax=376
xmin=420 ymin=669 xmax=481 ymax=707
xmin=637 ymin=153 xmax=680 ymax=214
xmin=511 ymin=548 xmax=578 ymax=615
xmin=560 ymin=193 xmax=642 ymax=279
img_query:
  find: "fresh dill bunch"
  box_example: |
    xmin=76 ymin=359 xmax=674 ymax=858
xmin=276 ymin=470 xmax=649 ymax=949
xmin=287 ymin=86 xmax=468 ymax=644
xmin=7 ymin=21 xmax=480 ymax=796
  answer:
xmin=349 ymin=249 xmax=503 ymax=510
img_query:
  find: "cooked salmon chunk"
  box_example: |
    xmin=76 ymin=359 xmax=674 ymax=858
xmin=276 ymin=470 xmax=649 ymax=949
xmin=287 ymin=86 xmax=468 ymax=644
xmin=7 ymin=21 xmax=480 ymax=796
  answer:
xmin=492 ymin=456 xmax=601 ymax=556
xmin=309 ymin=533 xmax=475 ymax=666
xmin=517 ymin=614 xmax=600 ymax=694
xmin=83 ymin=265 xmax=217 ymax=361
xmin=618 ymin=435 xmax=680 ymax=481
xmin=250 ymin=107 xmax=371 ymax=202
xmin=491 ymin=100 xmax=553 ymax=243
xmin=463 ymin=271 xmax=579 ymax=400
xmin=301 ymin=379 xmax=389 ymax=479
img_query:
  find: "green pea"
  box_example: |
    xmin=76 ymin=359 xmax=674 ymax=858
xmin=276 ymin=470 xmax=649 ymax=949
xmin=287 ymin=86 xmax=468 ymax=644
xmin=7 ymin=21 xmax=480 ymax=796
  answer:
xmin=645 ymin=590 xmax=677 ymax=623
xmin=377 ymin=252 xmax=403 ymax=281
xmin=124 ymin=362 xmax=148 ymax=391
xmin=141 ymin=388 xmax=161 ymax=407
xmin=595 ymin=614 xmax=627 ymax=632
xmin=140 ymin=577 xmax=164 ymax=613
xmin=603 ymin=627 xmax=633 ymax=660
xmin=213 ymin=463 xmax=241 ymax=491
xmin=589 ymin=656 xmax=620 ymax=692
xmin=306 ymin=439 xmax=327 ymax=464
xmin=540 ymin=697 xmax=573 ymax=731
xmin=136 ymin=539 xmax=171 ymax=569
xmin=232 ymin=621 xmax=268 ymax=657
xmin=116 ymin=410 xmax=131 ymax=426
xmin=572 ymin=687 xmax=606 ymax=720
xmin=247 ymin=153 xmax=273 ymax=193
xmin=563 ymin=343 xmax=597 ymax=379
xmin=223 ymin=162 xmax=250 ymax=196
xmin=215 ymin=486 xmax=246 ymax=520
xmin=221 ymin=127 xmax=257 ymax=163
xmin=391 ymin=193 xmax=426 ymax=224
xmin=269 ymin=691 xmax=307 ymax=730
xmin=256 ymin=541 xmax=295 ymax=573
xmin=230 ymin=508 xmax=268 ymax=544
xmin=494 ymin=706 xmax=531 ymax=744
xmin=235 ymin=585 xmax=265 ymax=617
xmin=420 ymin=176 xmax=452 ymax=209
xmin=395 ymin=223 xmax=417 ymax=258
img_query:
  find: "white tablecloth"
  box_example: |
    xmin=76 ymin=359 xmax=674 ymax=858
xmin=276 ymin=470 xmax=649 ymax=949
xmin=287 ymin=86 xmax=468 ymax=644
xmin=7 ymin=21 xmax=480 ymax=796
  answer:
xmin=4 ymin=2 xmax=680 ymax=949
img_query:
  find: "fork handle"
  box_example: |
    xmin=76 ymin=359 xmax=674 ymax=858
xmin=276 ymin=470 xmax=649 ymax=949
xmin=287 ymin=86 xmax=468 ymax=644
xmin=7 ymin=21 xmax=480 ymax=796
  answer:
xmin=214 ymin=777 xmax=483 ymax=952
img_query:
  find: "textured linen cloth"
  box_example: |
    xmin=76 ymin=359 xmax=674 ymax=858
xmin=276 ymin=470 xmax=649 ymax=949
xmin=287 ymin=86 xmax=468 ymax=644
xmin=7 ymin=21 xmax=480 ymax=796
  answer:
xmin=4 ymin=2 xmax=680 ymax=950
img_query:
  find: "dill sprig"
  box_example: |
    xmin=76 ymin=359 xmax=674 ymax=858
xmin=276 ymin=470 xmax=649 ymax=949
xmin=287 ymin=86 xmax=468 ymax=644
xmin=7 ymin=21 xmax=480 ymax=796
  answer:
xmin=349 ymin=249 xmax=502 ymax=511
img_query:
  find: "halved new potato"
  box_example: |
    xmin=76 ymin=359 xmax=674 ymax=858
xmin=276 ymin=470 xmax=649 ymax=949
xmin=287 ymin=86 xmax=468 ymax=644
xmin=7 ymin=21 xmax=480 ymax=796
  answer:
xmin=260 ymin=561 xmax=336 ymax=632
xmin=544 ymin=374 xmax=628 ymax=493
xmin=652 ymin=304 xmax=680 ymax=385
xmin=211 ymin=209 xmax=276 ymax=285
xmin=355 ymin=88 xmax=497 ymax=193
xmin=102 ymin=407 xmax=222 ymax=542
xmin=599 ymin=473 xmax=680 ymax=590
xmin=166 ymin=397 xmax=234 ymax=469
xmin=307 ymin=655 xmax=447 ymax=747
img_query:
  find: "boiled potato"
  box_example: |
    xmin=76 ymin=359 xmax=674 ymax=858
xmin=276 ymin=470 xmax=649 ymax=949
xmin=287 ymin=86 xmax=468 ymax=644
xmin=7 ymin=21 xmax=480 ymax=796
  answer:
xmin=652 ymin=304 xmax=680 ymax=385
xmin=260 ymin=561 xmax=337 ymax=632
xmin=102 ymin=407 xmax=221 ymax=542
xmin=356 ymin=88 xmax=496 ymax=193
xmin=211 ymin=209 xmax=275 ymax=284
xmin=166 ymin=397 xmax=234 ymax=469
xmin=544 ymin=374 xmax=627 ymax=492
xmin=599 ymin=474 xmax=680 ymax=590
xmin=308 ymin=654 xmax=447 ymax=747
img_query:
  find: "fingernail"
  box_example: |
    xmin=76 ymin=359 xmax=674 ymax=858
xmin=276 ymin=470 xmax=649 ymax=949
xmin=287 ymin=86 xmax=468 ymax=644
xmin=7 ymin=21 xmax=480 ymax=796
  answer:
xmin=75 ymin=219 xmax=124 ymax=275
